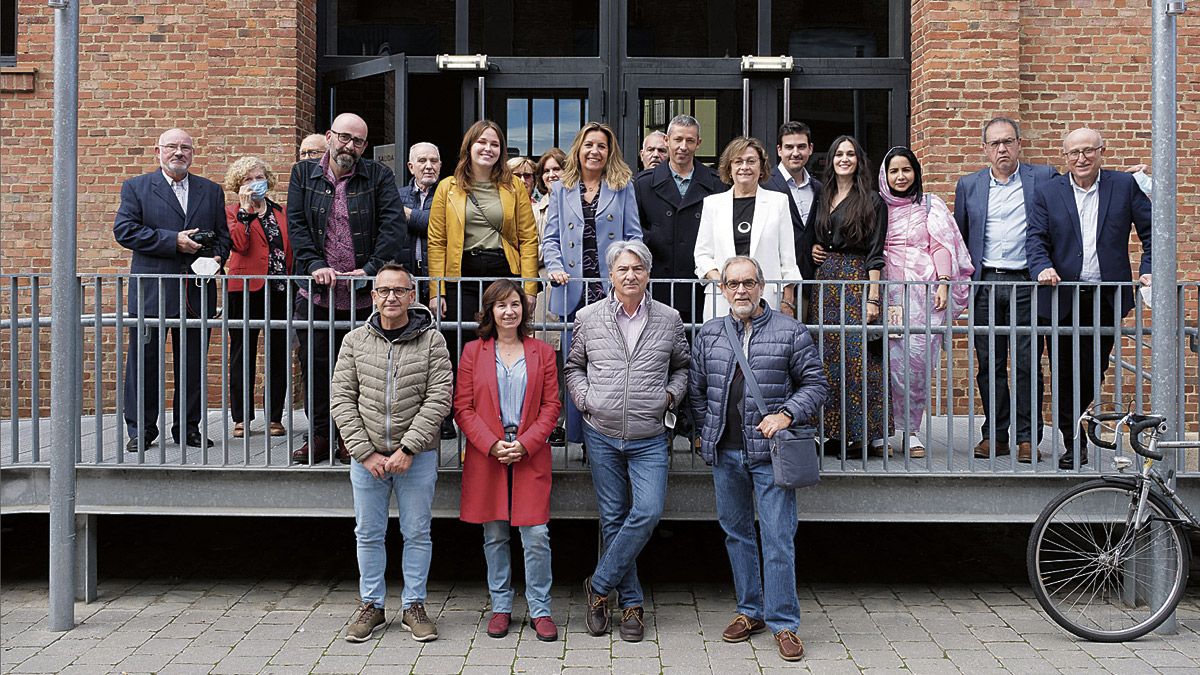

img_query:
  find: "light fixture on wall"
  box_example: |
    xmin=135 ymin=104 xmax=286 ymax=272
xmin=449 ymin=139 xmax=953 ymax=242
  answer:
xmin=436 ymin=54 xmax=490 ymax=72
xmin=740 ymin=56 xmax=794 ymax=74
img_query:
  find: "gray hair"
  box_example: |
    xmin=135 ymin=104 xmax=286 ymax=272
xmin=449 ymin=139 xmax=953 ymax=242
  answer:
xmin=719 ymin=256 xmax=765 ymax=286
xmin=982 ymin=117 xmax=1021 ymax=144
xmin=408 ymin=141 xmax=439 ymax=162
xmin=666 ymin=114 xmax=700 ymax=138
xmin=1063 ymin=126 xmax=1104 ymax=147
xmin=605 ymin=240 xmax=653 ymax=272
xmin=642 ymin=130 xmax=668 ymax=146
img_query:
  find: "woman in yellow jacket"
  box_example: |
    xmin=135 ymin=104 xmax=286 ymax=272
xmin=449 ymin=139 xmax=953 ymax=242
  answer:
xmin=428 ymin=120 xmax=540 ymax=345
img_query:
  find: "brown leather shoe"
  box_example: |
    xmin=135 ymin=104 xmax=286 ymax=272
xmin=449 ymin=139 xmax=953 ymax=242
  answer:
xmin=722 ymin=614 xmax=766 ymax=643
xmin=291 ymin=435 xmax=330 ymax=464
xmin=583 ymin=577 xmax=609 ymax=636
xmin=973 ymin=439 xmax=1010 ymax=459
xmin=1017 ymin=441 xmax=1042 ymax=463
xmin=774 ymin=629 xmax=805 ymax=661
xmin=618 ymin=606 xmax=644 ymax=642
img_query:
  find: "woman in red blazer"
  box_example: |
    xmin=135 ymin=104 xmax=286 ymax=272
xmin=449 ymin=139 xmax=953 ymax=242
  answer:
xmin=455 ymin=279 xmax=561 ymax=642
xmin=223 ymin=156 xmax=293 ymax=438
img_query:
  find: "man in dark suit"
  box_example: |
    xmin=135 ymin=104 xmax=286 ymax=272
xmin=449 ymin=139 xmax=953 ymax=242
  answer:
xmin=954 ymin=117 xmax=1057 ymax=464
xmin=113 ymin=128 xmax=230 ymax=451
xmin=1027 ymin=127 xmax=1152 ymax=469
xmin=764 ymin=120 xmax=822 ymax=285
xmin=633 ymin=114 xmax=727 ymax=327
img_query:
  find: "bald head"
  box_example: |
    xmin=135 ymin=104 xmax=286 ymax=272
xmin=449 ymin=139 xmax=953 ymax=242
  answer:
xmin=1062 ymin=127 xmax=1105 ymax=188
xmin=327 ymin=113 xmax=369 ymax=175
xmin=155 ymin=128 xmax=194 ymax=180
xmin=299 ymin=133 xmax=327 ymax=160
xmin=331 ymin=113 xmax=368 ymax=139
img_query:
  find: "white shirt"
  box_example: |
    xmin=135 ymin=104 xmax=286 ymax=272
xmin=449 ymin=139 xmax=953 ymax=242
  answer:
xmin=981 ymin=165 xmax=1027 ymax=270
xmin=163 ymin=170 xmax=189 ymax=213
xmin=776 ymin=163 xmax=814 ymax=226
xmin=1071 ymin=172 xmax=1102 ymax=282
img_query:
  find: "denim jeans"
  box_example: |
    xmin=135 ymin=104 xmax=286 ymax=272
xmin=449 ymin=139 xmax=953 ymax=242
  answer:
xmin=350 ymin=450 xmax=438 ymax=608
xmin=584 ymin=425 xmax=668 ymax=608
xmin=712 ymin=448 xmax=800 ymax=634
xmin=482 ymin=521 xmax=553 ymax=617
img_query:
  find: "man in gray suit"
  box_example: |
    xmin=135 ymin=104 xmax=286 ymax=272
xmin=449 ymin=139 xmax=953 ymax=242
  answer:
xmin=954 ymin=117 xmax=1056 ymax=464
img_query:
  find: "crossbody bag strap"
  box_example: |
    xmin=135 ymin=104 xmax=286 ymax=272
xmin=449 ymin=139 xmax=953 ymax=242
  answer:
xmin=722 ymin=319 xmax=769 ymax=417
xmin=467 ymin=190 xmax=518 ymax=250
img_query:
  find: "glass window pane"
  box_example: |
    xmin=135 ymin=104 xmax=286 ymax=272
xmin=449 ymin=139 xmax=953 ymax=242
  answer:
xmin=334 ymin=0 xmax=454 ymax=56
xmin=787 ymin=89 xmax=891 ymax=176
xmin=640 ymin=91 xmax=739 ymax=167
xmin=628 ymin=0 xmax=757 ymax=57
xmin=773 ymin=1 xmax=891 ymax=58
xmin=471 ymin=0 xmax=599 ymax=56
xmin=557 ymin=99 xmax=581 ymax=149
xmin=508 ymin=99 xmax=529 ymax=158
xmin=531 ymin=99 xmax=555 ymax=157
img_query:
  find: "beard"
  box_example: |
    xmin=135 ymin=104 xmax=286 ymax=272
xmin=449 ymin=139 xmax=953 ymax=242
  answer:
xmin=730 ymin=300 xmax=756 ymax=320
xmin=334 ymin=149 xmax=357 ymax=172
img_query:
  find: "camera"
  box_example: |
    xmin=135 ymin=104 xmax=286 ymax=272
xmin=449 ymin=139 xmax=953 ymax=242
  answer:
xmin=189 ymin=230 xmax=217 ymax=257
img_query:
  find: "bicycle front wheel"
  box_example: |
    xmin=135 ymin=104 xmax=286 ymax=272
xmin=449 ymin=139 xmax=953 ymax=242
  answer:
xmin=1027 ymin=479 xmax=1190 ymax=642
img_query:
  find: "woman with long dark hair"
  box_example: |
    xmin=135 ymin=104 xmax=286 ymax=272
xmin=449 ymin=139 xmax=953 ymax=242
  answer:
xmin=455 ymin=279 xmax=562 ymax=642
xmin=805 ymin=135 xmax=890 ymax=456
xmin=878 ymin=147 xmax=973 ymax=458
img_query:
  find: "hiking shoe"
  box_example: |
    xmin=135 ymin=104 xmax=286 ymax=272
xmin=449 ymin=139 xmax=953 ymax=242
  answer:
xmin=344 ymin=601 xmax=385 ymax=642
xmin=401 ymin=603 xmax=438 ymax=642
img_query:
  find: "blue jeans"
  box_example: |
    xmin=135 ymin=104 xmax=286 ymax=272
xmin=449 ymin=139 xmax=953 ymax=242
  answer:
xmin=712 ymin=448 xmax=800 ymax=634
xmin=350 ymin=450 xmax=438 ymax=608
xmin=482 ymin=521 xmax=553 ymax=617
xmin=584 ymin=425 xmax=668 ymax=608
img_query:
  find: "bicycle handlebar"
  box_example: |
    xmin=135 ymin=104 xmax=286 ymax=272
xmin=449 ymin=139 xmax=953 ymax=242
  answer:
xmin=1083 ymin=412 xmax=1124 ymax=450
xmin=1127 ymin=414 xmax=1166 ymax=461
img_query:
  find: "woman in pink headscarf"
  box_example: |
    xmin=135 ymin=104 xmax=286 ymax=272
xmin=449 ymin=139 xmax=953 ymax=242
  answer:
xmin=879 ymin=147 xmax=973 ymax=458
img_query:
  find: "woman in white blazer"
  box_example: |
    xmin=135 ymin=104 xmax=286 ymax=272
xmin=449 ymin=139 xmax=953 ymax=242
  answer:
xmin=694 ymin=136 xmax=802 ymax=321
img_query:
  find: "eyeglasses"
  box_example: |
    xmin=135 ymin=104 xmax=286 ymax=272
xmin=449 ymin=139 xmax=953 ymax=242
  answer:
xmin=722 ymin=279 xmax=760 ymax=290
xmin=986 ymin=137 xmax=1019 ymax=150
xmin=373 ymin=286 xmax=413 ymax=298
xmin=299 ymin=149 xmax=324 ymax=159
xmin=160 ymin=143 xmax=194 ymax=153
xmin=1064 ymin=146 xmax=1103 ymax=161
xmin=514 ymin=172 xmax=535 ymax=179
xmin=330 ymin=130 xmax=368 ymax=148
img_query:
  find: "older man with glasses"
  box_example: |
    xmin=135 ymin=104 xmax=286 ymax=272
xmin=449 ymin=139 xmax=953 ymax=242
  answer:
xmin=298 ymin=133 xmax=328 ymax=161
xmin=287 ymin=112 xmax=411 ymax=464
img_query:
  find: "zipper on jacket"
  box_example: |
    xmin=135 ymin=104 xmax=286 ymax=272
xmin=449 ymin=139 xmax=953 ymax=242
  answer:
xmin=385 ymin=342 xmax=394 ymax=452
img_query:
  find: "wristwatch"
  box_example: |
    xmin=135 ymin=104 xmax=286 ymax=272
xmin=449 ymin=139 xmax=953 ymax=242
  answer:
xmin=400 ymin=445 xmax=414 ymax=456
xmin=776 ymin=408 xmax=794 ymax=420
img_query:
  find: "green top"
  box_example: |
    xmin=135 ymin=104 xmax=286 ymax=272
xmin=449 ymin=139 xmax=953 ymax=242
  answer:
xmin=464 ymin=181 xmax=505 ymax=251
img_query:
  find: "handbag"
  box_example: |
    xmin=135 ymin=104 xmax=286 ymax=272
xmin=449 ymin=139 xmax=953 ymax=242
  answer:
xmin=723 ymin=320 xmax=820 ymax=489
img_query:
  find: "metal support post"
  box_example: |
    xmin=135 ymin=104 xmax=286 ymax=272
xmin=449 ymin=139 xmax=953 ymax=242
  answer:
xmin=1150 ymin=0 xmax=1183 ymax=636
xmin=49 ymin=0 xmax=81 ymax=632
xmin=75 ymin=514 xmax=97 ymax=603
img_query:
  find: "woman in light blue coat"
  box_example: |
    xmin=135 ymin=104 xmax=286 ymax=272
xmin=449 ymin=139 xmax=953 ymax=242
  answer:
xmin=541 ymin=122 xmax=642 ymax=444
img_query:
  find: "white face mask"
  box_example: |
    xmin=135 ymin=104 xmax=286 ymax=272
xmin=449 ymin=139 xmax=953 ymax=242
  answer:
xmin=191 ymin=257 xmax=221 ymax=276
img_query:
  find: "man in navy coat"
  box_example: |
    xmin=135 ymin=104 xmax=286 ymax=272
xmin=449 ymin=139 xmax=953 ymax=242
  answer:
xmin=113 ymin=128 xmax=230 ymax=451
xmin=1027 ymin=127 xmax=1152 ymax=469
xmin=764 ymin=121 xmax=822 ymax=283
xmin=954 ymin=117 xmax=1057 ymax=464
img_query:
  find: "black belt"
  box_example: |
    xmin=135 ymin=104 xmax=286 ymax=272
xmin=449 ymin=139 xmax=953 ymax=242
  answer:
xmin=464 ymin=247 xmax=506 ymax=258
xmin=982 ymin=266 xmax=1028 ymax=275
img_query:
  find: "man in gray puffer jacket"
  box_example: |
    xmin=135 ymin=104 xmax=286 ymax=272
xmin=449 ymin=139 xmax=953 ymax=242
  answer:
xmin=331 ymin=263 xmax=452 ymax=644
xmin=688 ymin=255 xmax=827 ymax=663
xmin=566 ymin=240 xmax=690 ymax=643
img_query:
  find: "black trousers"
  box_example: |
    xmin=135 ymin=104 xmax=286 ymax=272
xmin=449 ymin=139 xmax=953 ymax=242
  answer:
xmin=123 ymin=323 xmax=209 ymax=440
xmin=227 ymin=285 xmax=291 ymax=424
xmin=972 ymin=269 xmax=1045 ymax=445
xmin=295 ymin=297 xmax=361 ymax=439
xmin=1047 ymin=286 xmax=1118 ymax=443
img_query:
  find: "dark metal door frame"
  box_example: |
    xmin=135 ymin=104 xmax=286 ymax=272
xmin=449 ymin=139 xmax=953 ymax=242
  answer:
xmin=321 ymin=54 xmax=409 ymax=184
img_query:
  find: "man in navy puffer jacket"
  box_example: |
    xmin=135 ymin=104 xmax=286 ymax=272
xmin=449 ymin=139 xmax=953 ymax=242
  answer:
xmin=688 ymin=255 xmax=827 ymax=662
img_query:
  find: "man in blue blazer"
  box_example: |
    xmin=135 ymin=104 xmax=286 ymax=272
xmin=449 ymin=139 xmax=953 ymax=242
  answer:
xmin=764 ymin=121 xmax=822 ymax=282
xmin=113 ymin=128 xmax=230 ymax=451
xmin=954 ymin=117 xmax=1057 ymax=464
xmin=1027 ymin=127 xmax=1152 ymax=469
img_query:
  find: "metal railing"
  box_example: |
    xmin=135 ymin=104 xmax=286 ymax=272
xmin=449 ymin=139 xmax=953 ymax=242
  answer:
xmin=1 ymin=273 xmax=1197 ymax=475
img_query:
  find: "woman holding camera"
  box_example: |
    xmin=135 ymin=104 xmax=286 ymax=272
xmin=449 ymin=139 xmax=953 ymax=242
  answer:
xmin=223 ymin=156 xmax=293 ymax=438
xmin=455 ymin=279 xmax=562 ymax=642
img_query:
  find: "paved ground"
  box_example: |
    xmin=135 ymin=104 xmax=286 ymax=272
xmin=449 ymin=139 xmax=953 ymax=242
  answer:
xmin=3 ymin=578 xmax=1200 ymax=674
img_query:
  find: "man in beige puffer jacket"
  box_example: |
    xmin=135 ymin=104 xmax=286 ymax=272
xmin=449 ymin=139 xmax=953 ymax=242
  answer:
xmin=331 ymin=263 xmax=452 ymax=644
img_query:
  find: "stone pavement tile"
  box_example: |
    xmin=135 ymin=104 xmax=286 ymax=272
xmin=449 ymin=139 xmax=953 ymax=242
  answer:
xmin=902 ymin=657 xmax=961 ymax=674
xmin=849 ymin=648 xmax=903 ymax=669
xmin=824 ymin=606 xmax=872 ymax=622
xmin=611 ymin=656 xmax=663 ymax=674
xmin=156 ymin=664 xmax=215 ymax=675
xmin=245 ymin=622 xmax=302 ymax=641
xmin=1094 ymin=658 xmax=1161 ymax=675
xmin=931 ymin=632 xmax=984 ymax=652
xmin=662 ymin=665 xmax=712 ymax=675
xmin=1021 ymin=630 xmax=1082 ymax=650
xmin=138 ymin=600 xmax=193 ymax=617
xmin=830 ymin=619 xmax=880 ymax=635
xmin=998 ymin=656 xmax=1060 ymax=674
xmin=1077 ymin=641 xmax=1135 ymax=659
xmin=513 ymin=656 xmax=566 ymax=674
xmin=460 ymin=666 xmax=516 ymax=675
xmin=1133 ymin=648 xmax=1198 ymax=668
xmin=703 ymin=638 xmax=755 ymax=660
xmin=260 ymin=609 xmax=309 ymax=624
xmin=69 ymin=645 xmax=135 ymax=666
xmin=562 ymin=668 xmax=614 ymax=674
xmin=174 ymin=644 xmax=232 ymax=665
xmin=945 ymin=648 xmax=1001 ymax=669
xmin=1039 ymin=648 xmax=1101 ymax=669
xmin=23 ymin=636 xmax=97 ymax=658
xmin=795 ymin=658 xmax=861 ymax=674
xmin=463 ymin=646 xmax=516 ymax=666
xmin=798 ymin=640 xmax=848 ymax=660
xmin=228 ymin=637 xmax=285 ymax=657
xmin=954 ymin=611 xmax=1006 ymax=627
xmin=312 ymin=654 xmax=370 ymax=673
xmin=7 ymin=653 xmax=75 ymax=674
xmin=55 ymin=665 xmax=113 ymax=675
xmin=213 ymin=655 xmax=276 ymax=674
xmin=984 ymin=641 xmax=1039 ymax=659
xmin=704 ymin=657 xmax=761 ymax=674
xmin=364 ymin=645 xmax=421 ymax=667
xmin=970 ymin=625 xmax=1024 ymax=642
xmin=517 ymin=634 xmax=568 ymax=657
xmin=413 ymin=654 xmax=469 ymax=674
xmin=910 ymin=606 xmax=957 ymax=621
xmin=113 ymin=652 xmax=175 ymax=673
xmin=656 ymin=632 xmax=705 ymax=650
xmin=177 ymin=608 xmax=226 ymax=624
xmin=977 ymin=591 xmax=1028 ymax=606
xmin=838 ymin=633 xmax=891 ymax=651
xmin=868 ymin=610 xmax=919 ymax=626
xmin=892 ymin=640 xmax=944 ymax=660
xmin=1 ymin=646 xmax=38 ymax=668
xmin=943 ymin=598 xmax=991 ymax=614
xmin=209 ymin=614 xmax=260 ymax=633
xmin=95 ymin=629 xmax=153 ymax=650
xmin=562 ymin=648 xmax=611 ymax=667
xmin=611 ymin=638 xmax=659 ymax=658
xmin=155 ymin=621 xmax=210 ymax=639
xmin=652 ymin=590 xmax=696 ymax=605
xmin=0 ymin=630 xmax=62 ymax=650
xmin=190 ymin=629 xmax=245 ymax=649
xmin=132 ymin=636 xmax=193 ymax=656
xmin=877 ymin=623 xmax=932 ymax=642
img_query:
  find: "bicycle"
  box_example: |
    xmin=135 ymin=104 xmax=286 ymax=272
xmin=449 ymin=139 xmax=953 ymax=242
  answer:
xmin=1026 ymin=404 xmax=1199 ymax=642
